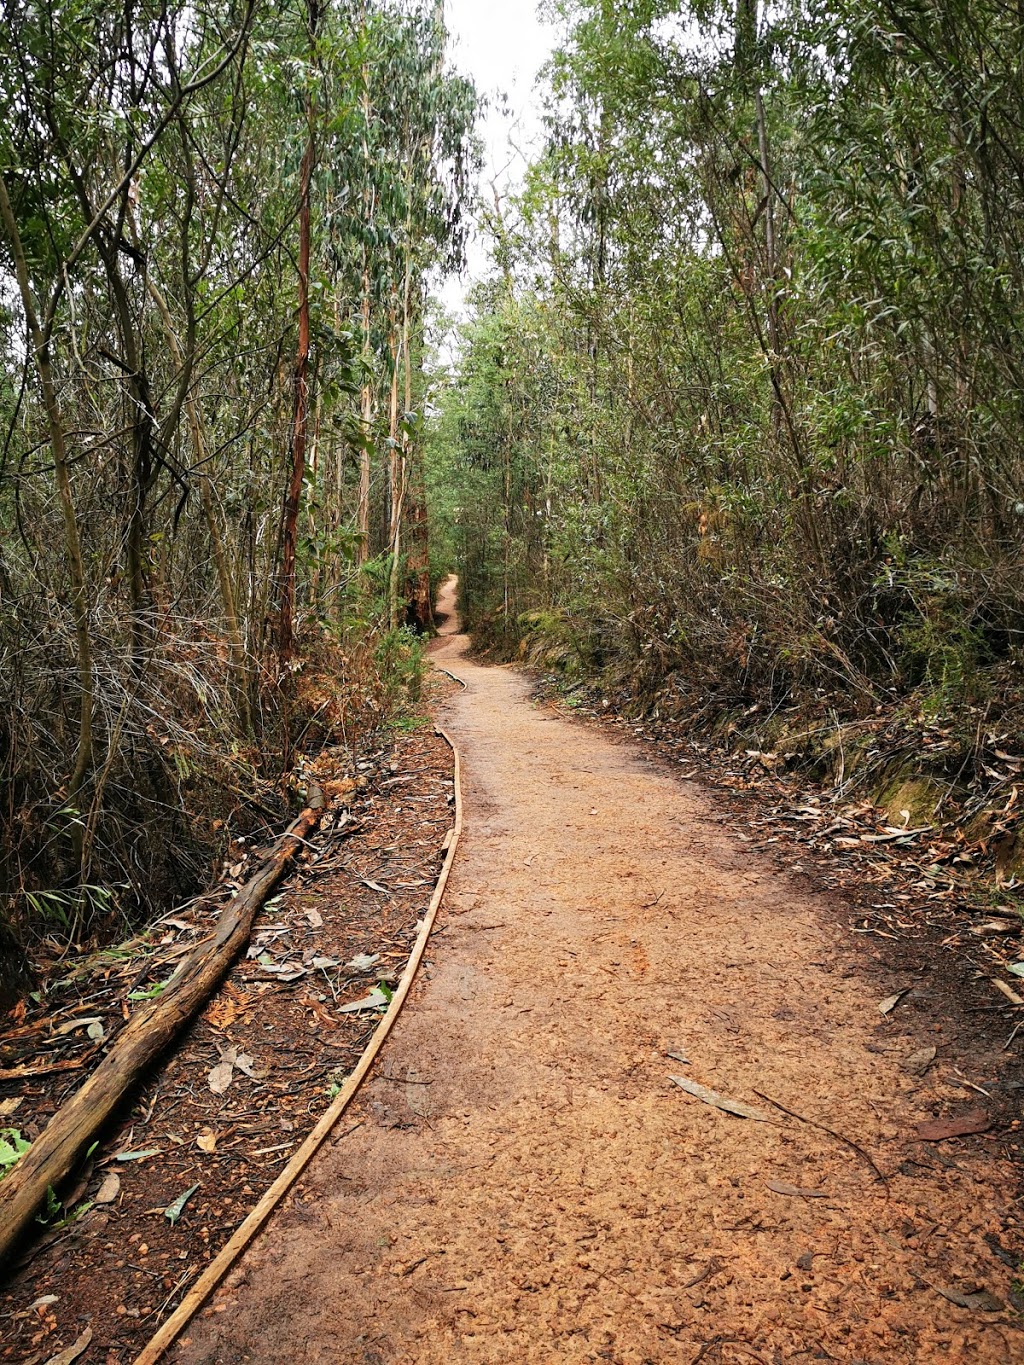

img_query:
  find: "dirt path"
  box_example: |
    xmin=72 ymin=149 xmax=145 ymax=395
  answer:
xmin=176 ymin=578 xmax=1019 ymax=1363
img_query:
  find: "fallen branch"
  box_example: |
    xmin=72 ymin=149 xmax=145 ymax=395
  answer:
xmin=752 ymin=1090 xmax=888 ymax=1186
xmin=0 ymin=788 xmax=323 ymax=1269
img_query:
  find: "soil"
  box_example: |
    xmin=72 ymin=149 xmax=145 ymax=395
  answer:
xmin=541 ymin=686 xmax=1024 ymax=1103
xmin=164 ymin=578 xmax=1023 ymax=1364
xmin=0 ymin=723 xmax=455 ymax=1363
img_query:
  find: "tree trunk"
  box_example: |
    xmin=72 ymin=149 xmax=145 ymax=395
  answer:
xmin=0 ymin=174 xmax=94 ymax=822
xmin=147 ymin=278 xmax=252 ymax=731
xmin=279 ymin=1 xmax=319 ymax=666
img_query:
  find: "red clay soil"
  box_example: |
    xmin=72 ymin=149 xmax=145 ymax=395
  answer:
xmin=175 ymin=577 xmax=1022 ymax=1364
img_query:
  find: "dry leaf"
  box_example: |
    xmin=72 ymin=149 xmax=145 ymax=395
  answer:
xmin=95 ymin=1172 xmax=121 ymax=1204
xmin=195 ymin=1129 xmax=217 ymax=1153
xmin=55 ymin=1016 xmax=103 ymax=1036
xmin=766 ymin=1180 xmax=827 ymax=1198
xmin=0 ymin=1097 xmax=22 ymax=1117
xmin=931 ymin=1283 xmax=1005 ymax=1312
xmin=204 ymin=996 xmax=243 ymax=1031
xmin=208 ymin=1060 xmax=234 ymax=1094
xmin=878 ymin=990 xmax=908 ymax=1017
xmin=346 ymin=953 xmax=380 ymax=973
xmin=669 ymin=1074 xmax=768 ymax=1120
xmin=359 ymin=878 xmax=389 ymax=895
xmin=917 ymin=1109 xmax=991 ymax=1140
xmin=905 ymin=1046 xmax=937 ymax=1076
xmin=164 ymin=1181 xmax=200 ymax=1225
xmin=43 ymin=1328 xmax=92 ymax=1365
xmin=338 ymin=988 xmax=390 ymax=1014
xmin=304 ymin=908 xmax=323 ymax=928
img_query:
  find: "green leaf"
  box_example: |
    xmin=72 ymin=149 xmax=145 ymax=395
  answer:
xmin=164 ymin=1182 xmax=201 ymax=1225
xmin=0 ymin=1129 xmax=31 ymax=1176
xmin=128 ymin=979 xmax=169 ymax=1002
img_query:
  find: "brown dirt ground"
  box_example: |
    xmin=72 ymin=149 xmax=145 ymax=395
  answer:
xmin=0 ymin=726 xmax=454 ymax=1363
xmin=172 ymin=578 xmax=1023 ymax=1364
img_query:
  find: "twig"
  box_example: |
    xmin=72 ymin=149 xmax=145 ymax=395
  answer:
xmin=753 ymin=1090 xmax=887 ymax=1186
xmin=681 ymin=1256 xmax=723 ymax=1288
xmin=691 ymin=1339 xmax=724 ymax=1365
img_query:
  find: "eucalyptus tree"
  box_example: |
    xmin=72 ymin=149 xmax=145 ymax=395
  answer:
xmin=435 ymin=0 xmax=1024 ymax=717
xmin=0 ymin=0 xmax=261 ymax=910
xmin=0 ymin=0 xmax=478 ymax=952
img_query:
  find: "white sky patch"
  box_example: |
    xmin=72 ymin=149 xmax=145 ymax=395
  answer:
xmin=439 ymin=0 xmax=559 ymax=317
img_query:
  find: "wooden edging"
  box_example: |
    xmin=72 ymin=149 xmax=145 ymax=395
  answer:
xmin=134 ymin=724 xmax=464 ymax=1364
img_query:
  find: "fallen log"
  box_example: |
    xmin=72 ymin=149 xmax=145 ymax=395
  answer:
xmin=0 ymin=789 xmax=323 ymax=1269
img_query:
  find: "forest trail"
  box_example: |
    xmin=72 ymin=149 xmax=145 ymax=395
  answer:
xmin=175 ymin=577 xmax=1018 ymax=1364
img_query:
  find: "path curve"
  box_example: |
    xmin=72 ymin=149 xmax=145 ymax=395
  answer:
xmin=176 ymin=576 xmax=1017 ymax=1363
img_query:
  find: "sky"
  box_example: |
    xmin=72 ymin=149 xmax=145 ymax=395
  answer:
xmin=438 ymin=0 xmax=561 ymax=314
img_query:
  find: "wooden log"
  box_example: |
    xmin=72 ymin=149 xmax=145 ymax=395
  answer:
xmin=0 ymin=791 xmax=323 ymax=1269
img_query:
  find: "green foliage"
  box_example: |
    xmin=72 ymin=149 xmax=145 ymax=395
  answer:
xmin=0 ymin=1129 xmax=31 ymax=1178
xmin=375 ymin=626 xmax=425 ymax=705
xmin=428 ymin=0 xmax=1024 ymax=731
xmin=0 ymin=0 xmax=478 ymax=953
xmin=127 ymin=978 xmax=171 ymax=1002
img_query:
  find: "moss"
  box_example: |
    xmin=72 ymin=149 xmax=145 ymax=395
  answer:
xmin=872 ymin=773 xmax=944 ymax=826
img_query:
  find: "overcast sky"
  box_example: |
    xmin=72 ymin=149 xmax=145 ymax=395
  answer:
xmin=439 ymin=0 xmax=560 ymax=312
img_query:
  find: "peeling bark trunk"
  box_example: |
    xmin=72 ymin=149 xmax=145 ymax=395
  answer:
xmin=279 ymin=5 xmax=318 ymax=666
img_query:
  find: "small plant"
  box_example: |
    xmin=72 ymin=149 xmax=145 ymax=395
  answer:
xmin=325 ymin=1068 xmax=348 ymax=1099
xmin=24 ymin=883 xmax=114 ymax=934
xmin=0 ymin=1128 xmax=30 ymax=1178
xmin=390 ymin=712 xmax=429 ymax=733
xmin=128 ymin=978 xmax=171 ymax=1002
xmin=375 ymin=624 xmax=425 ymax=705
xmin=34 ymin=1184 xmax=93 ymax=1229
xmin=36 ymin=1184 xmax=61 ymax=1223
